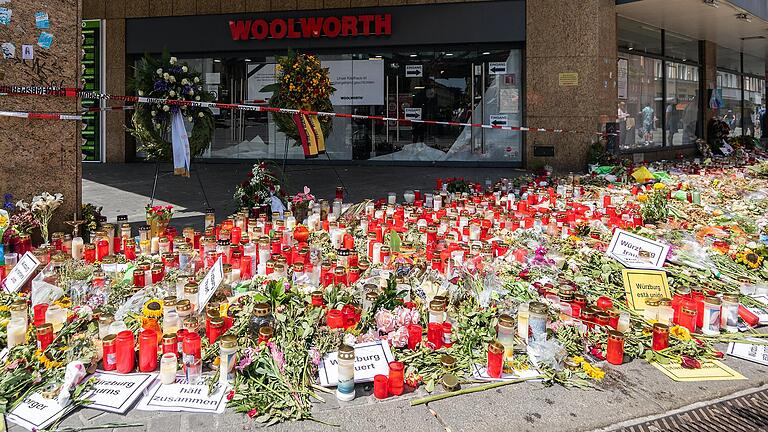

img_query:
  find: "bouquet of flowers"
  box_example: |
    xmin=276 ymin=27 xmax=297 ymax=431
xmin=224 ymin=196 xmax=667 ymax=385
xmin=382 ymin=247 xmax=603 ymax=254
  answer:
xmin=129 ymin=53 xmax=215 ymax=162
xmin=290 ymin=186 xmax=315 ymax=223
xmin=233 ymin=162 xmax=286 ymax=215
xmin=31 ymin=192 xmax=63 ymax=244
xmin=146 ymin=204 xmax=173 ymax=237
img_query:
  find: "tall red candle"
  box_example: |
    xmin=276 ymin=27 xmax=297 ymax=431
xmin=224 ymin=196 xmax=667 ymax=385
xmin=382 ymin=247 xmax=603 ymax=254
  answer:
xmin=388 ymin=361 xmax=404 ymax=396
xmin=138 ymin=329 xmax=158 ymax=372
xmin=606 ymin=330 xmax=624 ymax=365
xmin=487 ymin=341 xmax=504 ymax=378
xmin=116 ymin=330 xmax=135 ymax=374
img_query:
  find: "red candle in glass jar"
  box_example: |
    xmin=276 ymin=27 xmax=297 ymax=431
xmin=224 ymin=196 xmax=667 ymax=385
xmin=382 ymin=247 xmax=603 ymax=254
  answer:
xmin=102 ymin=334 xmax=117 ymax=371
xmin=678 ymin=302 xmax=697 ymax=333
xmin=652 ymin=323 xmax=669 ymax=351
xmin=162 ymin=333 xmax=177 ymax=356
xmin=133 ymin=269 xmax=146 ymax=288
xmin=176 ymin=329 xmax=188 ymax=354
xmin=407 ymin=324 xmax=422 ymax=350
xmin=442 ymin=322 xmax=454 ymax=348
xmin=96 ymin=238 xmax=109 ymax=261
xmin=427 ymin=322 xmax=443 ymax=349
xmin=606 ymin=330 xmax=624 ymax=365
xmin=388 ymin=361 xmax=404 ymax=396
xmin=139 ymin=329 xmax=158 ymax=372
xmin=36 ymin=323 xmax=54 ymax=351
xmin=115 ymin=330 xmax=135 ymax=374
xmin=33 ymin=303 xmax=49 ymax=326
xmin=326 ymin=309 xmax=344 ymax=329
xmin=374 ymin=374 xmax=389 ymax=399
xmin=182 ymin=332 xmax=202 ymax=363
xmin=348 ymin=266 xmax=360 ymax=285
xmin=84 ymin=244 xmax=96 ymax=263
xmin=207 ymin=317 xmax=225 ymax=343
xmin=487 ymin=341 xmax=504 ymax=378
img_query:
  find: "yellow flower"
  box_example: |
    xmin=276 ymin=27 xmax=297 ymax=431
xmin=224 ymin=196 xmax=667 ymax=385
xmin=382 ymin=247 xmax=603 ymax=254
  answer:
xmin=670 ymin=325 xmax=691 ymax=341
xmin=581 ymin=362 xmax=605 ymax=380
xmin=37 ymin=352 xmax=63 ymax=370
xmin=54 ymin=296 xmax=72 ymax=309
xmin=637 ymin=193 xmax=648 ymax=203
xmin=142 ymin=299 xmax=163 ymax=319
xmin=653 ymin=183 xmax=666 ymax=190
xmin=0 ymin=305 xmax=10 ymax=313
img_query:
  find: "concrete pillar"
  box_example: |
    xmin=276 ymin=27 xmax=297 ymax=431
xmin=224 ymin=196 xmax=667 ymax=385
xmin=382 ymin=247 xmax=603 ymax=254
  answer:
xmin=525 ymin=0 xmax=617 ymax=171
xmin=0 ymin=0 xmax=82 ymax=232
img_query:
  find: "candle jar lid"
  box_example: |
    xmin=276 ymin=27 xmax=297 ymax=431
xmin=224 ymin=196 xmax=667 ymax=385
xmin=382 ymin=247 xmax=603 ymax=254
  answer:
xmin=498 ymin=314 xmax=515 ymax=328
xmin=608 ymin=330 xmax=625 ymax=341
xmin=253 ymin=302 xmax=271 ymax=317
xmin=102 ymin=333 xmax=117 ymax=346
xmin=440 ymin=354 xmax=456 ymax=369
xmin=162 ymin=333 xmax=177 ymax=343
xmin=433 ymin=295 xmax=448 ymax=307
xmin=163 ymin=297 xmax=178 ymax=308
xmin=644 ymin=297 xmax=661 ymax=307
xmin=333 ymin=267 xmax=346 ymax=276
xmin=36 ymin=323 xmax=54 ymax=335
xmin=99 ymin=313 xmax=115 ymax=325
xmin=488 ymin=340 xmax=504 ymax=355
xmin=441 ymin=373 xmax=460 ymax=392
xmin=429 ymin=300 xmax=445 ymax=312
xmin=336 ymin=248 xmax=350 ymax=257
xmin=84 ymin=243 xmax=96 ymax=251
xmin=176 ymin=299 xmax=192 ymax=312
xmin=652 ymin=323 xmax=669 ymax=333
xmin=10 ymin=300 xmax=27 ymax=312
xmin=658 ymin=297 xmax=672 ymax=307
xmin=722 ymin=293 xmax=739 ymax=303
xmin=210 ymin=317 xmax=225 ymax=328
xmin=529 ymin=302 xmax=548 ymax=315
xmin=258 ymin=326 xmax=273 ymax=339
xmin=220 ymin=334 xmax=237 ymax=349
xmin=704 ymin=296 xmax=721 ymax=305
xmin=338 ymin=344 xmax=355 ymax=360
xmin=184 ymin=283 xmax=199 ymax=294
xmin=572 ymin=293 xmax=587 ymax=303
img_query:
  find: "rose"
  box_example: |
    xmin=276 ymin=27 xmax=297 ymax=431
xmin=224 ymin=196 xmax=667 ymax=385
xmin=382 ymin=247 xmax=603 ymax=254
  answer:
xmin=388 ymin=326 xmax=409 ymax=348
xmin=182 ymin=66 xmax=188 ymax=73
xmin=375 ymin=309 xmax=396 ymax=333
xmin=170 ymin=56 xmax=177 ymax=64
xmin=156 ymin=68 xmax=163 ymax=75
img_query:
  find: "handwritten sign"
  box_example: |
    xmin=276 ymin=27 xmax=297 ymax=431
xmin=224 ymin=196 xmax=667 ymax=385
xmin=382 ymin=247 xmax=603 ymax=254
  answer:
xmin=2 ymin=252 xmax=41 ymax=293
xmin=607 ymin=229 xmax=669 ymax=270
xmin=727 ymin=341 xmax=768 ymax=366
xmin=652 ymin=360 xmax=745 ymax=382
xmin=472 ymin=364 xmax=541 ymax=382
xmin=622 ymin=269 xmax=671 ymax=312
xmin=136 ymin=376 xmax=227 ymax=414
xmin=318 ymin=341 xmax=394 ymax=387
xmin=84 ymin=371 xmax=156 ymax=414
xmin=7 ymin=392 xmax=68 ymax=431
xmin=197 ymin=257 xmax=224 ymax=311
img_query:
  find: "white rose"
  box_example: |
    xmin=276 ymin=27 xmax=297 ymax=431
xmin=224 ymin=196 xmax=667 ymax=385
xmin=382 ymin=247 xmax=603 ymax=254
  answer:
xmin=181 ymin=78 xmax=188 ymax=85
xmin=170 ymin=56 xmax=177 ymax=64
xmin=195 ymin=95 xmax=200 ymax=101
xmin=151 ymin=111 xmax=157 ymax=117
xmin=193 ymin=77 xmax=200 ymax=83
xmin=187 ymin=116 xmax=193 ymax=122
xmin=182 ymin=66 xmax=188 ymax=73
xmin=163 ymin=73 xmax=169 ymax=80
xmin=169 ymin=90 xmax=176 ymax=97
xmin=189 ymin=89 xmax=194 ymax=96
xmin=162 ymin=105 xmax=169 ymax=112
xmin=138 ymin=90 xmax=144 ymax=96
xmin=169 ymin=76 xmax=176 ymax=83
xmin=156 ymin=68 xmax=163 ymax=75
xmin=198 ymin=112 xmax=205 ymax=117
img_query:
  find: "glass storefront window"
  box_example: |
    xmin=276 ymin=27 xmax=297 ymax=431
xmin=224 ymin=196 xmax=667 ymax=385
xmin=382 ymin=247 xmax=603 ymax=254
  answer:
xmin=664 ymin=31 xmax=699 ymax=63
xmin=619 ymin=54 xmax=663 ymax=150
xmin=138 ymin=48 xmax=522 ymax=164
xmin=744 ymin=76 xmax=764 ymax=138
xmin=618 ymin=17 xmax=662 ymax=55
xmin=717 ymin=70 xmax=742 ymax=137
xmin=665 ymin=62 xmax=700 ymax=146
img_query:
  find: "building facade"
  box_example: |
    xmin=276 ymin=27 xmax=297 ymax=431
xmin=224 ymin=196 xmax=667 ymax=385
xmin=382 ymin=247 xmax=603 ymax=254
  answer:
xmin=83 ymin=0 xmax=767 ymax=170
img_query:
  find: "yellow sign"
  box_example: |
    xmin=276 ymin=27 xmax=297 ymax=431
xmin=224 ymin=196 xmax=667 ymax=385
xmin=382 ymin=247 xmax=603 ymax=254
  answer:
xmin=622 ymin=269 xmax=671 ymax=312
xmin=558 ymin=72 xmax=579 ymax=86
xmin=652 ymin=360 xmax=746 ymax=382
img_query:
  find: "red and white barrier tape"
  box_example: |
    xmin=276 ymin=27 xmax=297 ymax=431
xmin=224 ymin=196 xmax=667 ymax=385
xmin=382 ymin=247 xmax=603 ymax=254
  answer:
xmin=0 ymin=110 xmax=82 ymax=120
xmin=0 ymin=85 xmax=600 ymax=134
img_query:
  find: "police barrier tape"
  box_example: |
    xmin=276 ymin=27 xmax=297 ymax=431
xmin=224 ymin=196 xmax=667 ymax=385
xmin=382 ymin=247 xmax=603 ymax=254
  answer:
xmin=0 ymin=85 xmax=604 ymax=135
xmin=0 ymin=110 xmax=83 ymax=120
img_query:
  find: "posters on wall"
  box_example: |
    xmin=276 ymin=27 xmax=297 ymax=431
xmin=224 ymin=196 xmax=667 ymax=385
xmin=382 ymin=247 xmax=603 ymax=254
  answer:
xmin=618 ymin=58 xmax=628 ymax=100
xmin=247 ymin=60 xmax=384 ymax=106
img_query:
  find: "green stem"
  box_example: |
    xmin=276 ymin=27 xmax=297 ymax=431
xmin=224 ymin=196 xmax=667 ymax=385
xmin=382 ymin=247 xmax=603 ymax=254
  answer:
xmin=410 ymin=376 xmax=541 ymax=406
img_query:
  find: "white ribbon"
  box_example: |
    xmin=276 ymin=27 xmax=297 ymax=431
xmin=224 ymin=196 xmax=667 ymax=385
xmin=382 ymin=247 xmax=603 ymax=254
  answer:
xmin=171 ymin=111 xmax=191 ymax=176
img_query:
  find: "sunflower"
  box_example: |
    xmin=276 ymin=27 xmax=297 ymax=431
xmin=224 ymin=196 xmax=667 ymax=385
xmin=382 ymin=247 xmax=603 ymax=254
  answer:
xmin=571 ymin=356 xmax=605 ymax=380
xmin=37 ymin=352 xmax=63 ymax=370
xmin=670 ymin=325 xmax=691 ymax=341
xmin=653 ymin=182 xmax=666 ymax=190
xmin=0 ymin=305 xmax=10 ymax=313
xmin=54 ymin=296 xmax=72 ymax=309
xmin=142 ymin=299 xmax=163 ymax=319
xmin=735 ymin=250 xmax=763 ymax=269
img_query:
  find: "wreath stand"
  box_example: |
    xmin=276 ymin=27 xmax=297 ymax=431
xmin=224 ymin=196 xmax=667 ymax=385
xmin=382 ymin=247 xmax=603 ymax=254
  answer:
xmin=280 ymin=135 xmax=349 ymax=197
xmin=148 ymin=158 xmax=211 ymax=209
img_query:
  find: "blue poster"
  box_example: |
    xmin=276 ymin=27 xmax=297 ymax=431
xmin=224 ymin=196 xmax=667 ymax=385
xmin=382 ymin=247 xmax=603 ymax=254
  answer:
xmin=35 ymin=12 xmax=49 ymax=29
xmin=0 ymin=8 xmax=11 ymax=26
xmin=37 ymin=31 xmax=53 ymax=49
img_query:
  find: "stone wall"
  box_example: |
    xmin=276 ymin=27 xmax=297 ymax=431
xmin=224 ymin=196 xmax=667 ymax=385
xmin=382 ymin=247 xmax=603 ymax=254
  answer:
xmin=526 ymin=0 xmax=617 ymax=172
xmin=0 ymin=0 xmax=82 ymax=233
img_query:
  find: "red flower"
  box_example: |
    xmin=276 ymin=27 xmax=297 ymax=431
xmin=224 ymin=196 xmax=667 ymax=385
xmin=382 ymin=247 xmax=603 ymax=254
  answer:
xmin=681 ymin=355 xmax=701 ymax=369
xmin=518 ymin=269 xmax=530 ymax=280
xmin=714 ymin=351 xmax=725 ymax=359
xmin=226 ymin=390 xmax=235 ymax=401
xmin=247 ymin=408 xmax=259 ymax=418
xmin=589 ymin=346 xmax=606 ymax=360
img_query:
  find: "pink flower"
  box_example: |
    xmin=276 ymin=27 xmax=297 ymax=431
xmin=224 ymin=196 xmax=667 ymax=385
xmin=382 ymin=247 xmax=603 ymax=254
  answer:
xmin=226 ymin=390 xmax=235 ymax=401
xmin=375 ymin=309 xmax=396 ymax=333
xmin=247 ymin=408 xmax=259 ymax=418
xmin=268 ymin=342 xmax=286 ymax=372
xmin=388 ymin=326 xmax=410 ymax=348
xmin=308 ymin=348 xmax=322 ymax=366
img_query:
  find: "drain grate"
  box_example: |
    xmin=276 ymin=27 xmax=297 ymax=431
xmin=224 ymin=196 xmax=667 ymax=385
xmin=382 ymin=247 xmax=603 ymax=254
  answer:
xmin=617 ymin=389 xmax=768 ymax=432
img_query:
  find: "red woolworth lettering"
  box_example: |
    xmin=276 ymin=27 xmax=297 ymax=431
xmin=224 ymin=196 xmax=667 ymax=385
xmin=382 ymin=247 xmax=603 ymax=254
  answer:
xmin=228 ymin=20 xmax=251 ymax=40
xmin=251 ymin=19 xmax=268 ymax=40
xmin=358 ymin=15 xmax=374 ymax=35
xmin=300 ymin=17 xmax=323 ymax=38
xmin=286 ymin=18 xmax=301 ymax=38
xmin=340 ymin=16 xmax=358 ymax=36
xmin=323 ymin=16 xmax=341 ymax=38
xmin=270 ymin=18 xmax=288 ymax=39
xmin=374 ymin=14 xmax=391 ymax=35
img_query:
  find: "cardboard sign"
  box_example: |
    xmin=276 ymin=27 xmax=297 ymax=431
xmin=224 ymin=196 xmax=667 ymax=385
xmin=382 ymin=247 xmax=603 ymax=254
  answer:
xmin=607 ymin=229 xmax=669 ymax=269
xmin=7 ymin=392 xmax=69 ymax=431
xmin=197 ymin=257 xmax=223 ymax=311
xmin=652 ymin=360 xmax=745 ymax=382
xmin=488 ymin=62 xmax=507 ymax=74
xmin=318 ymin=341 xmax=395 ymax=387
xmin=84 ymin=371 xmax=156 ymax=414
xmin=2 ymin=252 xmax=41 ymax=293
xmin=622 ymin=269 xmax=671 ymax=312
xmin=727 ymin=341 xmax=768 ymax=366
xmin=136 ymin=376 xmax=227 ymax=414
xmin=405 ymin=64 xmax=423 ymax=78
